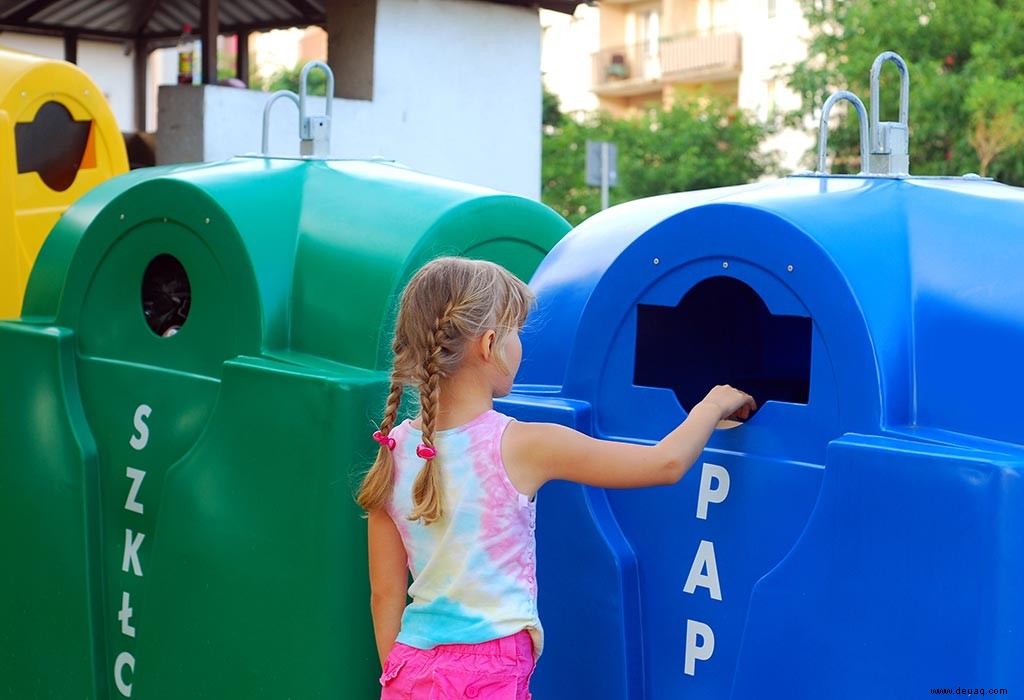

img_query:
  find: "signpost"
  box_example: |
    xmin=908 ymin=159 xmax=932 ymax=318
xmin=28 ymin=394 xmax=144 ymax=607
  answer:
xmin=586 ymin=140 xmax=618 ymax=211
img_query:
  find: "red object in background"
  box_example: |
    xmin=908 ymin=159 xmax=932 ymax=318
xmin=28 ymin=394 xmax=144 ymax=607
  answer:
xmin=177 ymin=24 xmax=194 ymax=84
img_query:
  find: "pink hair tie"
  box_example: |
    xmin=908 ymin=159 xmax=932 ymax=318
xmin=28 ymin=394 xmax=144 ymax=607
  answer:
xmin=416 ymin=444 xmax=437 ymax=460
xmin=372 ymin=430 xmax=396 ymax=450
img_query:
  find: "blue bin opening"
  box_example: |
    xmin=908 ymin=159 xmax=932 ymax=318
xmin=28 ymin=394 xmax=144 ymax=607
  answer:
xmin=634 ymin=276 xmax=811 ymax=411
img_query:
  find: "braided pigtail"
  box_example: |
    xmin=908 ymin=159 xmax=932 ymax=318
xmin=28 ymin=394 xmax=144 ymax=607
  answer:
xmin=407 ymin=306 xmax=451 ymax=525
xmin=356 ymin=375 xmax=405 ymax=512
xmin=373 ymin=256 xmax=535 ymax=523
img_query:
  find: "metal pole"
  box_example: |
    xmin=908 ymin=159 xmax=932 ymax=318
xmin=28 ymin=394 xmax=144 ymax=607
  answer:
xmin=237 ymin=30 xmax=250 ymax=85
xmin=63 ymin=31 xmax=78 ymax=64
xmin=133 ymin=38 xmax=148 ymax=132
xmin=600 ymin=141 xmax=609 ymax=210
xmin=200 ymin=0 xmax=219 ymax=85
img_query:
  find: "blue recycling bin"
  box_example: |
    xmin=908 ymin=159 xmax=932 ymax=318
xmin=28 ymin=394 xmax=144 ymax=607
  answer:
xmin=498 ymin=175 xmax=1024 ymax=699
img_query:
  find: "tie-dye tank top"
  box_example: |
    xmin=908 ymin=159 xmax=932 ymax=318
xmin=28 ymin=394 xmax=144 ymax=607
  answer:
xmin=386 ymin=409 xmax=543 ymax=657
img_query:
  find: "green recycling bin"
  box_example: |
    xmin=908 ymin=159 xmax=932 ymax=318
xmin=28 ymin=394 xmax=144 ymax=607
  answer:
xmin=0 ymin=155 xmax=568 ymax=699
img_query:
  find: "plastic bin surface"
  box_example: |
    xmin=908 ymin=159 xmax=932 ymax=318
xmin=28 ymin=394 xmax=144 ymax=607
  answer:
xmin=0 ymin=156 xmax=568 ymax=699
xmin=0 ymin=45 xmax=128 ymax=319
xmin=498 ymin=175 xmax=1024 ymax=699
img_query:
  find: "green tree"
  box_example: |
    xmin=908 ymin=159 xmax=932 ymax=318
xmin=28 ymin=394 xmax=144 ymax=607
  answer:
xmin=217 ymin=50 xmax=238 ymax=83
xmin=543 ymin=87 xmax=564 ymax=129
xmin=250 ymin=63 xmax=329 ymax=96
xmin=787 ymin=0 xmax=1024 ymax=182
xmin=542 ymin=95 xmax=778 ymax=226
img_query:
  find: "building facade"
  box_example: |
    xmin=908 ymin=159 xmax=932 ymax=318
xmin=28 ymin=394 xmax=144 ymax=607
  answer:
xmin=544 ymin=0 xmax=812 ymax=171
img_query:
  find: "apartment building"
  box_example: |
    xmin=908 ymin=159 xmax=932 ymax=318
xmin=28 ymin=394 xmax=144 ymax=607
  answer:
xmin=584 ymin=0 xmax=812 ymax=170
xmin=592 ymin=0 xmax=804 ymax=109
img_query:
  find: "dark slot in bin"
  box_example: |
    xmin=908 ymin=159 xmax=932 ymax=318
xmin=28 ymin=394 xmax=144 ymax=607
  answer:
xmin=15 ymin=101 xmax=93 ymax=192
xmin=635 ymin=276 xmax=811 ymax=412
xmin=142 ymin=254 xmax=191 ymax=337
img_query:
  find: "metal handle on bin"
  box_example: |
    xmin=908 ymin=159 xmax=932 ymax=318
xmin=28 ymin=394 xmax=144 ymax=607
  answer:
xmin=870 ymin=51 xmax=909 ymax=135
xmin=261 ymin=90 xmax=300 ymax=156
xmin=817 ymin=90 xmax=869 ymax=175
xmin=868 ymin=51 xmax=910 ymax=175
xmin=298 ymin=61 xmax=334 ymax=157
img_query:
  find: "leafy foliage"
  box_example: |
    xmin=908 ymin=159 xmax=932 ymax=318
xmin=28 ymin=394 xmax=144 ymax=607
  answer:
xmin=787 ymin=0 xmax=1024 ymax=181
xmin=249 ymin=63 xmax=329 ymax=96
xmin=542 ymin=94 xmax=778 ymax=226
xmin=543 ymin=88 xmax=564 ymax=129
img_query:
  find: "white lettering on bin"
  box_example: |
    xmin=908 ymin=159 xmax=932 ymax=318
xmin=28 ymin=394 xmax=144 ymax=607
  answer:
xmin=128 ymin=404 xmax=151 ymax=451
xmin=125 ymin=467 xmax=146 ymax=514
xmin=117 ymin=404 xmax=152 ymax=696
xmin=696 ymin=463 xmax=729 ymax=520
xmin=683 ymin=539 xmax=722 ymax=601
xmin=114 ymin=651 xmax=135 ymax=696
xmin=683 ymin=462 xmax=733 ymax=677
xmin=119 ymin=591 xmax=136 ymax=638
xmin=685 ymin=620 xmax=715 ymax=676
xmin=122 ymin=529 xmax=144 ymax=576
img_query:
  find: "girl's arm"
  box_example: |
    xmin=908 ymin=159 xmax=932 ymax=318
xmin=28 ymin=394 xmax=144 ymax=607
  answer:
xmin=367 ymin=509 xmax=409 ymax=667
xmin=502 ymin=385 xmax=755 ymax=496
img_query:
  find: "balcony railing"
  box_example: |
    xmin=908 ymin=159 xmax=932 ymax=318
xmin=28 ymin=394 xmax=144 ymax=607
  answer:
xmin=593 ymin=31 xmax=742 ymax=93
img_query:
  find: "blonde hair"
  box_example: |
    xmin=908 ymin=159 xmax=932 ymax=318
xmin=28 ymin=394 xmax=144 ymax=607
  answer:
xmin=357 ymin=257 xmax=534 ymax=524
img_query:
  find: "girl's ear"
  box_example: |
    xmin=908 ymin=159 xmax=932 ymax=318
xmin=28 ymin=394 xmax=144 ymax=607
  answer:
xmin=479 ymin=330 xmax=497 ymax=362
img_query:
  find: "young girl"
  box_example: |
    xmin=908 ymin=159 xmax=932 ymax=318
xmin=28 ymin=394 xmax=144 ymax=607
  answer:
xmin=357 ymin=257 xmax=756 ymax=699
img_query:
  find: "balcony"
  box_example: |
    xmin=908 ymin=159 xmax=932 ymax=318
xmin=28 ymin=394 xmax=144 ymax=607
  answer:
xmin=592 ymin=30 xmax=742 ymax=97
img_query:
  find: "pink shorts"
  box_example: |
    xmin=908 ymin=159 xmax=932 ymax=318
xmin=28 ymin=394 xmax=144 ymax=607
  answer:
xmin=379 ymin=630 xmax=535 ymax=700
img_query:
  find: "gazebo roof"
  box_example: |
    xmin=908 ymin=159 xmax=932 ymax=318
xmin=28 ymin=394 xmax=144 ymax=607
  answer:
xmin=0 ymin=0 xmax=586 ymax=43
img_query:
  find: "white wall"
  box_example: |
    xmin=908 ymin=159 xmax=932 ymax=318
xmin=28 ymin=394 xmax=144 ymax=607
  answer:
xmin=0 ymin=31 xmax=135 ymax=130
xmin=360 ymin=0 xmax=541 ymax=198
xmin=735 ymin=0 xmax=813 ymax=172
xmin=158 ymin=0 xmax=542 ymax=199
xmin=148 ymin=48 xmax=179 ymax=133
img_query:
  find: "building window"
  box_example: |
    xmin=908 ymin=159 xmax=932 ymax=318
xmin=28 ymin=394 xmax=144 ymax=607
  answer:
xmin=699 ymin=0 xmax=733 ymax=31
xmin=639 ymin=10 xmax=660 ymax=57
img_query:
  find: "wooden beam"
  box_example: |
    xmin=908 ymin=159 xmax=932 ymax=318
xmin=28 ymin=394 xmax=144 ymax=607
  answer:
xmin=134 ymin=37 xmax=147 ymax=132
xmin=200 ymin=0 xmax=219 ymax=84
xmin=236 ymin=30 xmax=249 ymax=84
xmin=63 ymin=30 xmax=77 ymax=64
xmin=8 ymin=0 xmax=53 ymax=24
xmin=130 ymin=0 xmax=161 ymax=35
xmin=0 ymin=21 xmax=135 ymax=41
xmin=0 ymin=18 xmax=325 ymax=45
xmin=281 ymin=0 xmax=321 ymax=19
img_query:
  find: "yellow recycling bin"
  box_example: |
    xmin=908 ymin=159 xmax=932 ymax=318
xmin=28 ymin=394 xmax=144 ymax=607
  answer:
xmin=0 ymin=46 xmax=128 ymax=318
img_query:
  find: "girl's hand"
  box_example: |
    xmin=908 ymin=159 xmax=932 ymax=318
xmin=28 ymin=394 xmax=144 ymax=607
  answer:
xmin=699 ymin=385 xmax=758 ymax=422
